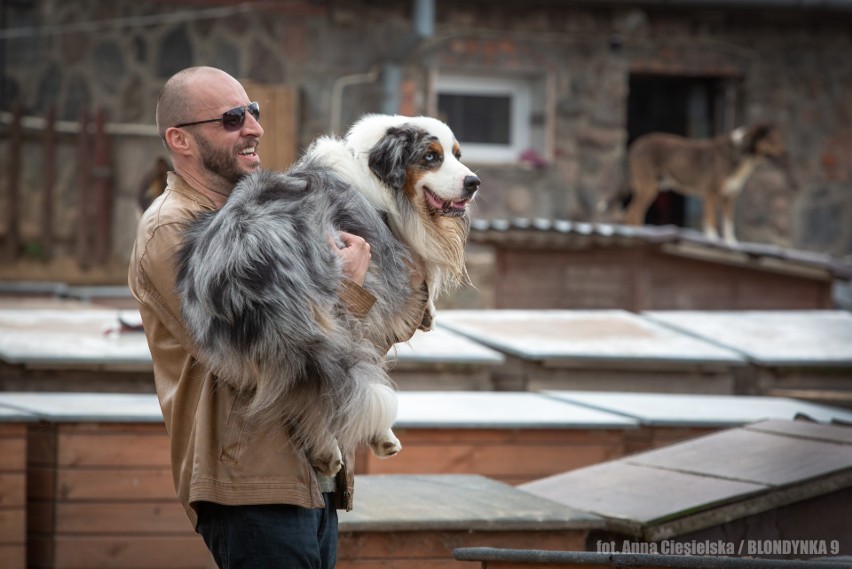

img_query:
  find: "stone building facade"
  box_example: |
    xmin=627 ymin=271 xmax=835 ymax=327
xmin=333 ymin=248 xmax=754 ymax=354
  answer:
xmin=1 ymin=0 xmax=851 ymax=279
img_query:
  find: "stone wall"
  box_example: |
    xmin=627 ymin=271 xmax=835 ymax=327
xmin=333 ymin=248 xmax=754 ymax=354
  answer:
xmin=1 ymin=0 xmax=850 ymax=280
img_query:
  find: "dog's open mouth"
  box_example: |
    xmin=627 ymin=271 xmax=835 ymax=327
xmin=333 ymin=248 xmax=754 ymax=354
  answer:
xmin=424 ymin=188 xmax=468 ymax=217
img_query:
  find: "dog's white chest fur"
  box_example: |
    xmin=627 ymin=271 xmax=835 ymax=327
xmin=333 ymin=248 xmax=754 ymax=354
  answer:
xmin=723 ymin=156 xmax=759 ymax=196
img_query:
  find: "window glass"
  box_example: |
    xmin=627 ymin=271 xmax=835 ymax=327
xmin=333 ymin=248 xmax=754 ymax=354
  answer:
xmin=438 ymin=93 xmax=511 ymax=145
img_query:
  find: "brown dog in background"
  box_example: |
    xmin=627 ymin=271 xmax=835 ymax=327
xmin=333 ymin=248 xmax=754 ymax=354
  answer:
xmin=617 ymin=124 xmax=788 ymax=243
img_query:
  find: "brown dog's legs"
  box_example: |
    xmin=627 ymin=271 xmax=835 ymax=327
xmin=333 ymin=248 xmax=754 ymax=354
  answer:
xmin=720 ymin=193 xmax=738 ymax=243
xmin=624 ymin=166 xmax=659 ymax=226
xmin=702 ymin=193 xmax=720 ymax=239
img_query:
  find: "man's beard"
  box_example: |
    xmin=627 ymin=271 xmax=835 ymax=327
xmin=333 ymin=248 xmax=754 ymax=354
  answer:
xmin=197 ymin=134 xmax=252 ymax=185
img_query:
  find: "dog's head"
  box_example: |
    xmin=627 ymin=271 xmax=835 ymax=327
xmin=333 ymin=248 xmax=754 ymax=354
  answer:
xmin=344 ymin=114 xmax=481 ymax=294
xmin=739 ymin=124 xmax=786 ymax=160
xmin=739 ymin=123 xmax=798 ymax=189
xmin=346 ymin=115 xmax=480 ymax=220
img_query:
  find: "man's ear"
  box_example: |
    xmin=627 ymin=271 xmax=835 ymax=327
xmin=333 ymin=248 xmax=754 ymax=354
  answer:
xmin=164 ymin=127 xmax=191 ymax=155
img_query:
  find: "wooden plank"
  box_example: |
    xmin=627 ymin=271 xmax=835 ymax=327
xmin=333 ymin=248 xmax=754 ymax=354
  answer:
xmin=624 ymin=426 xmax=717 ymax=454
xmin=27 ymin=501 xmax=55 ymax=534
xmin=55 ymin=431 xmax=170 ymax=467
xmin=632 ymin=428 xmax=852 ymax=487
xmin=60 ymin=422 xmax=168 ymax=438
xmin=0 ymin=544 xmax=25 ymax=569
xmin=520 ymin=461 xmax=766 ymax=526
xmin=26 ymin=535 xmax=54 ymax=568
xmin=0 ymin=472 xmax=25 ymax=507
xmin=363 ymin=443 xmax=619 ymax=480
xmin=394 ymin=392 xmax=630 ymax=430
xmin=390 ymin=370 xmax=493 ymax=391
xmin=54 ymin=501 xmax=192 ymax=534
xmin=52 ymin=467 xmax=175 ymax=501
xmin=644 ymin=310 xmax=852 ymax=366
xmin=527 ymin=368 xmax=735 ymax=395
xmin=757 ymin=368 xmax=852 ymax=396
xmin=494 ymin=249 xmax=635 ymax=310
xmin=0 ymin=423 xmax=27 ymax=438
xmin=0 ymin=437 xmax=26 ymax=470
xmin=340 ymin=474 xmax=602 ymax=532
xmin=241 ymin=81 xmax=298 ymax=172
xmin=49 ymin=535 xmax=208 ymax=569
xmin=337 ymin=560 xmax=467 ymax=569
xmin=546 ymin=391 xmax=852 ymax=426
xmin=472 ymin=563 xmax=667 ymax=569
xmin=338 ymin=529 xmax=586 ymax=562
xmin=25 ymin=466 xmax=55 ymax=501
xmin=437 ymin=310 xmax=742 ymax=364
xmin=746 ymin=418 xmax=852 ymax=445
xmin=0 ymin=507 xmax=25 ymax=542
xmin=392 ymin=428 xmax=625 ymax=444
xmin=27 ymin=424 xmax=58 ymax=468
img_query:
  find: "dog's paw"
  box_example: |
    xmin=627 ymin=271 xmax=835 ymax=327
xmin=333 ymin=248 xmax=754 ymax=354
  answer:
xmin=370 ymin=429 xmax=402 ymax=458
xmin=310 ymin=444 xmax=343 ymax=476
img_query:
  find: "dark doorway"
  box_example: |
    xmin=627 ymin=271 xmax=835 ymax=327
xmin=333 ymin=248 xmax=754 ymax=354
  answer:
xmin=626 ymin=74 xmax=735 ymax=229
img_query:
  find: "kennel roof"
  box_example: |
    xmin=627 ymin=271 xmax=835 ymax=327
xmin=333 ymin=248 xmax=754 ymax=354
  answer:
xmin=470 ymin=218 xmax=852 ymax=281
xmin=519 ymin=418 xmax=852 ymax=541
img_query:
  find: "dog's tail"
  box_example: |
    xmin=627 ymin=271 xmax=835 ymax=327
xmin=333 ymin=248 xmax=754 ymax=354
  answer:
xmin=175 ymin=167 xmax=395 ymax=452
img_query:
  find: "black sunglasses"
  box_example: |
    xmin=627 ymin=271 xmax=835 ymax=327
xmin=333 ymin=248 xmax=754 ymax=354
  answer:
xmin=175 ymin=102 xmax=260 ymax=131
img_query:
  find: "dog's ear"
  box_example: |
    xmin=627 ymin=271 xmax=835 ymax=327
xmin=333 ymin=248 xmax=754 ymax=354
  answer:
xmin=368 ymin=126 xmax=420 ymax=190
xmin=746 ymin=124 xmax=775 ymax=149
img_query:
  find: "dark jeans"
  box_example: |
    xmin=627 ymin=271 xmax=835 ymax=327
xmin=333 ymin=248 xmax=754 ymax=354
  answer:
xmin=196 ymin=495 xmax=338 ymax=569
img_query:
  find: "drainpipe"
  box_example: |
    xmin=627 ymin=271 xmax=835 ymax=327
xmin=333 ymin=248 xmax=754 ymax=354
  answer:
xmin=381 ymin=0 xmax=434 ymax=115
xmin=330 ymin=66 xmax=379 ymax=134
xmin=330 ymin=0 xmax=433 ymax=130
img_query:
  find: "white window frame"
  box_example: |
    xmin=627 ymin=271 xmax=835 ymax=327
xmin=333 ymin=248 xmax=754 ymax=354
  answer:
xmin=436 ymin=75 xmax=532 ymax=164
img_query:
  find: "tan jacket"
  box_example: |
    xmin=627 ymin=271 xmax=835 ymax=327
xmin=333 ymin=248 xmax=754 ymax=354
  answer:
xmin=128 ymin=172 xmax=390 ymax=527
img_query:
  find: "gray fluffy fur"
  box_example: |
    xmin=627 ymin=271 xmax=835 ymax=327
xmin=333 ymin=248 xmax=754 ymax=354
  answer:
xmin=175 ymin=156 xmax=423 ymax=456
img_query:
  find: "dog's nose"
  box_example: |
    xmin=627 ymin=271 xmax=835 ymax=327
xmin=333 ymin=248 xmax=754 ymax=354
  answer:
xmin=463 ymin=175 xmax=481 ymax=197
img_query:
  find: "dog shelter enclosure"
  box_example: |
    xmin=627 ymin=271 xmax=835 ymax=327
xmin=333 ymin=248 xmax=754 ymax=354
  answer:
xmin=0 ymin=0 xmax=851 ymax=283
xmin=2 ymin=4 xmax=852 ymax=568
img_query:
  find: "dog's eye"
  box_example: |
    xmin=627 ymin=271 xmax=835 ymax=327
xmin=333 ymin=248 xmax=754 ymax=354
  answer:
xmin=424 ymin=151 xmax=439 ymax=163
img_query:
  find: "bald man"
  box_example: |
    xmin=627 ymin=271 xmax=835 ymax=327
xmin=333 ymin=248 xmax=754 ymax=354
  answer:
xmin=129 ymin=66 xmax=373 ymax=568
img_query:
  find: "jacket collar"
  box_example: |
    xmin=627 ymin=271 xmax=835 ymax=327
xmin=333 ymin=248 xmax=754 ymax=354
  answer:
xmin=166 ymin=171 xmax=219 ymax=210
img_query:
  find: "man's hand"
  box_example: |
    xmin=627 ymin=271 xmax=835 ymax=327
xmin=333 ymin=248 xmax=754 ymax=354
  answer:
xmin=330 ymin=231 xmax=371 ymax=286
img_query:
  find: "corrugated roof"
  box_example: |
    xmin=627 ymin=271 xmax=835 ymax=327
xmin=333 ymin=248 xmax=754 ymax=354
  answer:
xmin=470 ymin=218 xmax=852 ymax=280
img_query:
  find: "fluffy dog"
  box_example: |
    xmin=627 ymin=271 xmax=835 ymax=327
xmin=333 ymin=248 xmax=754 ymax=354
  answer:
xmin=175 ymin=114 xmax=480 ymax=475
xmin=603 ymin=124 xmax=788 ymax=243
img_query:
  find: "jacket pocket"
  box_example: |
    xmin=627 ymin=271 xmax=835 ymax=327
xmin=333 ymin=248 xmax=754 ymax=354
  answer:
xmin=219 ymin=391 xmax=250 ymax=463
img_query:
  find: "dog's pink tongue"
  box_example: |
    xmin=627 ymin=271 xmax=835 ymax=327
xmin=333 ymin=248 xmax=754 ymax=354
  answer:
xmin=426 ymin=191 xmax=444 ymax=210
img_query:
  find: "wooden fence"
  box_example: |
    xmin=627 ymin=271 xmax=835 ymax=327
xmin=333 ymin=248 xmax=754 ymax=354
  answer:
xmin=0 ymin=81 xmax=297 ymax=273
xmin=2 ymin=105 xmax=114 ymax=267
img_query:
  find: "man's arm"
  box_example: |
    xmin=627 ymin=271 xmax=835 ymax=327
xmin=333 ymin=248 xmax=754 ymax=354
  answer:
xmin=332 ymin=231 xmax=376 ymax=318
